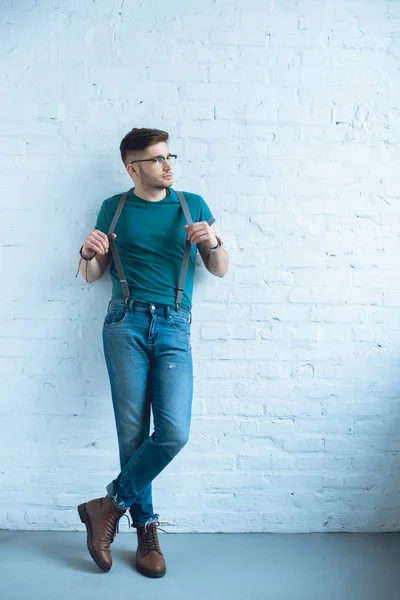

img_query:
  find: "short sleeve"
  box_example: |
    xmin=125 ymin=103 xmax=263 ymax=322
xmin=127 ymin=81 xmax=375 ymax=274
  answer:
xmin=94 ymin=201 xmax=108 ymax=235
xmin=199 ymin=196 xmax=216 ymax=226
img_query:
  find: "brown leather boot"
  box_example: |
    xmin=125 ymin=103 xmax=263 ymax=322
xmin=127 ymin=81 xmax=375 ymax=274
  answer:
xmin=136 ymin=522 xmax=167 ymax=578
xmin=78 ymin=495 xmax=127 ymax=572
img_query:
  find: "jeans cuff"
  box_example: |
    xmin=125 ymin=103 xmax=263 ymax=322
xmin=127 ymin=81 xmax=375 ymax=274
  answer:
xmin=106 ymin=481 xmax=129 ymax=511
xmin=131 ymin=513 xmax=160 ymax=528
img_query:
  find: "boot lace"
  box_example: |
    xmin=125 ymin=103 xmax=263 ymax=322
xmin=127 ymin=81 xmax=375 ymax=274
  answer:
xmin=139 ymin=521 xmax=169 ymax=553
xmin=104 ymin=512 xmax=131 ymax=544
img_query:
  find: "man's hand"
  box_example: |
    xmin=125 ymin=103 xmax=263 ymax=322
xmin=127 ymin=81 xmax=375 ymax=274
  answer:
xmin=82 ymin=229 xmax=116 ymax=258
xmin=184 ymin=222 xmax=218 ymax=249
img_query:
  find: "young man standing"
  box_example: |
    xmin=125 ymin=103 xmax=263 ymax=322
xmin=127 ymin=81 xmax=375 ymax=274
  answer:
xmin=76 ymin=128 xmax=229 ymax=577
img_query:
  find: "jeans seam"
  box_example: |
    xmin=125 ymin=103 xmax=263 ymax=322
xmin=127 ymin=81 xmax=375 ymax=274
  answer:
xmin=117 ymin=435 xmax=153 ymax=493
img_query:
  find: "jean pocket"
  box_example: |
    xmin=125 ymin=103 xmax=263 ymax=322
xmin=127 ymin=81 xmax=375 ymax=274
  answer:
xmin=169 ymin=315 xmax=191 ymax=337
xmin=103 ymin=309 xmax=128 ymax=327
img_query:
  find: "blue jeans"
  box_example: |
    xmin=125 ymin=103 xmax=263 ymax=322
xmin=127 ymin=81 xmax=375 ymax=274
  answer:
xmin=102 ymin=298 xmax=193 ymax=528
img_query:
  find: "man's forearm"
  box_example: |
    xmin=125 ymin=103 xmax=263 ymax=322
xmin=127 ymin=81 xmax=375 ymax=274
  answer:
xmin=199 ymin=244 xmax=229 ymax=277
xmin=78 ymin=255 xmax=103 ymax=283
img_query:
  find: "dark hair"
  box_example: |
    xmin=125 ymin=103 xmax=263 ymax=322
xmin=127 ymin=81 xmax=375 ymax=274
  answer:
xmin=120 ymin=128 xmax=169 ymax=164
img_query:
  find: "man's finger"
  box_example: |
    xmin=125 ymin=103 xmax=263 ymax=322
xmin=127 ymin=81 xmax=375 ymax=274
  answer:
xmin=87 ymin=241 xmax=103 ymax=254
xmin=94 ymin=229 xmax=109 ymax=240
xmin=91 ymin=232 xmax=109 ymax=253
xmin=190 ymin=233 xmax=209 ymax=245
xmin=188 ymin=222 xmax=204 ymax=229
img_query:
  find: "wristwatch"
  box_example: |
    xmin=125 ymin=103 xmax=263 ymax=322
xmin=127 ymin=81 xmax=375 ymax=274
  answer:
xmin=210 ymin=235 xmax=224 ymax=252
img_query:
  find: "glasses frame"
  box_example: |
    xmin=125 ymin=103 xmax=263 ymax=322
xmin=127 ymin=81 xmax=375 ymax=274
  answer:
xmin=128 ymin=154 xmax=178 ymax=168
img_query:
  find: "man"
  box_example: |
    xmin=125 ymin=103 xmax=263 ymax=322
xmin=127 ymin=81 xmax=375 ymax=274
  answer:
xmin=76 ymin=128 xmax=229 ymax=578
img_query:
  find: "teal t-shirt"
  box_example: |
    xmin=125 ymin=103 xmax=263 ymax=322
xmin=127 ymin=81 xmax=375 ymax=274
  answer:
xmin=94 ymin=187 xmax=215 ymax=311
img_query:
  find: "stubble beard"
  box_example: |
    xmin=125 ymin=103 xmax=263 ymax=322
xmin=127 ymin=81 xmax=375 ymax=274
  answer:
xmin=138 ymin=167 xmax=173 ymax=190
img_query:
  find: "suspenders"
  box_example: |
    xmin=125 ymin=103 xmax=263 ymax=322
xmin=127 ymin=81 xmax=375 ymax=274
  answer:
xmin=107 ymin=190 xmax=216 ymax=311
xmin=107 ymin=191 xmax=129 ymax=300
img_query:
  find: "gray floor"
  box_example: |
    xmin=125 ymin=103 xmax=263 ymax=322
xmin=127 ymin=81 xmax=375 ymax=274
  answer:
xmin=1 ymin=530 xmax=400 ymax=600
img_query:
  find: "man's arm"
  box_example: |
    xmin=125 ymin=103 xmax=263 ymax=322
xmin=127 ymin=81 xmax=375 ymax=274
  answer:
xmin=78 ymin=251 xmax=111 ymax=283
xmin=197 ymin=224 xmax=229 ymax=278
xmin=76 ymin=229 xmax=114 ymax=283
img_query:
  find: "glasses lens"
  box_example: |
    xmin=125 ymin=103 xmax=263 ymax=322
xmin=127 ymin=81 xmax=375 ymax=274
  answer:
xmin=167 ymin=155 xmax=177 ymax=167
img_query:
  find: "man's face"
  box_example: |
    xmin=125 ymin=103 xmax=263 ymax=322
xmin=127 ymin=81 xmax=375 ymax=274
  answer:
xmin=128 ymin=141 xmax=174 ymax=189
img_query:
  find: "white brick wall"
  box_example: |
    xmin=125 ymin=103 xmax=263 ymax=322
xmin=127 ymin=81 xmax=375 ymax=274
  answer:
xmin=1 ymin=0 xmax=400 ymax=533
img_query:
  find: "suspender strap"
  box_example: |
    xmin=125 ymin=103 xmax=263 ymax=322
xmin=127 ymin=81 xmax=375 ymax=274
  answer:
xmin=176 ymin=191 xmax=216 ymax=311
xmin=105 ymin=189 xmax=216 ymax=311
xmin=108 ymin=191 xmax=130 ymax=304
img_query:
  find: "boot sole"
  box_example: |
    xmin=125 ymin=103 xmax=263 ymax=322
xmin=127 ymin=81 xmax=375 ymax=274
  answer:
xmin=78 ymin=503 xmax=111 ymax=573
xmin=136 ymin=561 xmax=166 ymax=578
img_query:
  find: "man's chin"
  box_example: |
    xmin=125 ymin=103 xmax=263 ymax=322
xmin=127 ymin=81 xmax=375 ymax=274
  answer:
xmin=151 ymin=182 xmax=172 ymax=189
xmin=156 ymin=185 xmax=172 ymax=191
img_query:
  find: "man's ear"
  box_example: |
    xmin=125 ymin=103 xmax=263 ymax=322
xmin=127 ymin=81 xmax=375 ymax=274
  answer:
xmin=126 ymin=163 xmax=137 ymax=178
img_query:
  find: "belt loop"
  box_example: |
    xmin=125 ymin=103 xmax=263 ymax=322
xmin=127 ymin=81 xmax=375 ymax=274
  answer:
xmin=189 ymin=312 xmax=192 ymax=324
xmin=107 ymin=300 xmax=111 ymax=311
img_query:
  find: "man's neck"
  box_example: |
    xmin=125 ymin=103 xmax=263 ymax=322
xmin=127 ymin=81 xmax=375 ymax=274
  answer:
xmin=133 ymin=184 xmax=169 ymax=202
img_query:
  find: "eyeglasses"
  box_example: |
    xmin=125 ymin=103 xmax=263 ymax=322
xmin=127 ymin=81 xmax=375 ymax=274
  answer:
xmin=129 ymin=154 xmax=177 ymax=169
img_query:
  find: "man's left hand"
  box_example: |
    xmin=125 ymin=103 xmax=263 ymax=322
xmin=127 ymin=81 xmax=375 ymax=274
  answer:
xmin=184 ymin=222 xmax=218 ymax=249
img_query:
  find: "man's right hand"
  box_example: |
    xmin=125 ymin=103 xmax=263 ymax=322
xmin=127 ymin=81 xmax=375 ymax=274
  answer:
xmin=82 ymin=230 xmax=117 ymax=259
